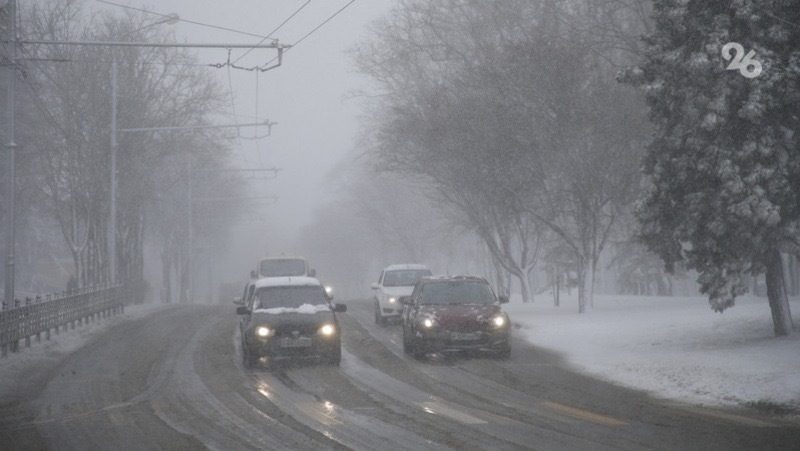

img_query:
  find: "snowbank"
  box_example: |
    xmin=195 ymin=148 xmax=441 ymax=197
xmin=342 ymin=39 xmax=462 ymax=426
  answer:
xmin=505 ymin=294 xmax=800 ymax=410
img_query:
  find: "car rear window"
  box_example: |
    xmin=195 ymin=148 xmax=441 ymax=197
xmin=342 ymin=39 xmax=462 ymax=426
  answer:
xmin=259 ymin=259 xmax=306 ymax=277
xmin=383 ymin=269 xmax=432 ymax=287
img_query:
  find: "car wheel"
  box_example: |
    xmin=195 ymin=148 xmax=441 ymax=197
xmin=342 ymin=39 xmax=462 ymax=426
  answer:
xmin=411 ymin=337 xmax=426 ymax=360
xmin=242 ymin=349 xmax=254 ymax=368
xmin=374 ymin=302 xmax=385 ymax=325
xmin=402 ymin=328 xmax=411 ymax=354
xmin=327 ymin=343 xmax=342 ymax=366
xmin=495 ymin=342 xmax=511 ymax=360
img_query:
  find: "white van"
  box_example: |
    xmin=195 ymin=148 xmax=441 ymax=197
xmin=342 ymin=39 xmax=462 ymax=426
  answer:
xmin=257 ymin=256 xmax=315 ymax=278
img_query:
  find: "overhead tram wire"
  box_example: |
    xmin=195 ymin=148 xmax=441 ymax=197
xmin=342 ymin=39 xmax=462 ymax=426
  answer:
xmin=258 ymin=0 xmax=356 ymax=70
xmin=18 ymin=56 xmax=214 ymax=68
xmin=231 ymin=0 xmax=312 ymax=65
xmin=95 ymin=0 xmax=276 ymax=41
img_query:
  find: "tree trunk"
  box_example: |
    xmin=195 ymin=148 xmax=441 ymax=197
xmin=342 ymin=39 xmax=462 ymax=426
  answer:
xmin=177 ymin=250 xmax=189 ymax=303
xmin=588 ymin=257 xmax=598 ymax=310
xmin=577 ymin=259 xmax=587 ymax=313
xmin=514 ymin=270 xmax=532 ymax=303
xmin=766 ymin=250 xmax=793 ymax=337
xmin=161 ymin=249 xmax=171 ymax=303
xmin=494 ymin=264 xmax=505 ymax=297
xmin=553 ymin=273 xmax=560 ymax=307
xmin=788 ymin=254 xmax=798 ymax=296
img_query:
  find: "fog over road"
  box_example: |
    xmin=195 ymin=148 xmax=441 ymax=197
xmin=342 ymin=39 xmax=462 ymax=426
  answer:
xmin=1 ymin=301 xmax=798 ymax=450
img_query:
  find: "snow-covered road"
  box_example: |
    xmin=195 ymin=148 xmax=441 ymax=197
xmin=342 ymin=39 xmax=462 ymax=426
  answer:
xmin=1 ymin=300 xmax=798 ymax=450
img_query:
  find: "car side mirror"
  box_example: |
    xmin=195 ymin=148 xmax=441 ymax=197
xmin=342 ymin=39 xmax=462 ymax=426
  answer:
xmin=498 ymin=295 xmax=509 ymax=304
xmin=333 ymin=303 xmax=347 ymax=313
xmin=309 ymin=268 xmax=317 ymax=277
xmin=236 ymin=306 xmax=251 ymax=315
xmin=399 ymin=296 xmax=413 ymax=306
xmin=233 ymin=297 xmax=244 ymax=306
xmin=371 ymin=283 xmax=379 ymax=290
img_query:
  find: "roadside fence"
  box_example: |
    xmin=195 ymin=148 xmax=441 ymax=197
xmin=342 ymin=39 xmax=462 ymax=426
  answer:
xmin=0 ymin=284 xmax=131 ymax=357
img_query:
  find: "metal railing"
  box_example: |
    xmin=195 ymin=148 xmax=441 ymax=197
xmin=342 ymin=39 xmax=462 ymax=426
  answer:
xmin=0 ymin=285 xmax=127 ymax=357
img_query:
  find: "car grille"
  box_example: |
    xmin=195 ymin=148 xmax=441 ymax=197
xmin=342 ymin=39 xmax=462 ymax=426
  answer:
xmin=272 ymin=323 xmax=318 ymax=337
xmin=438 ymin=318 xmax=484 ymax=333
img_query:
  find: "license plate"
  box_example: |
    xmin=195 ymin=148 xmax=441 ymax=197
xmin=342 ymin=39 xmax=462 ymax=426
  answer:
xmin=450 ymin=332 xmax=480 ymax=341
xmin=280 ymin=337 xmax=312 ymax=348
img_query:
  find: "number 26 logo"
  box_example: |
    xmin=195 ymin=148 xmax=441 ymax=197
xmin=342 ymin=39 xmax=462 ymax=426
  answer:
xmin=721 ymin=42 xmax=762 ymax=79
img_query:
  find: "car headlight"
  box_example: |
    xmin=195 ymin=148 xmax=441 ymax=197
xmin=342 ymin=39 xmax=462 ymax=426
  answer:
xmin=492 ymin=315 xmax=506 ymax=328
xmin=324 ymin=285 xmax=333 ymax=296
xmin=255 ymin=326 xmax=272 ymax=338
xmin=422 ymin=318 xmax=435 ymax=328
xmin=388 ymin=297 xmax=397 ymax=304
xmin=319 ymin=324 xmax=336 ymax=336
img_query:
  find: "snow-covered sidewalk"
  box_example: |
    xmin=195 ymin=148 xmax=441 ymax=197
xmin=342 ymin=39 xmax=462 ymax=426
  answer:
xmin=505 ymin=294 xmax=800 ymax=411
xmin=0 ymin=302 xmax=173 ymax=401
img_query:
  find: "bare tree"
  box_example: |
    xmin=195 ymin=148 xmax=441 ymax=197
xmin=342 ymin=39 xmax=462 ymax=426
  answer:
xmin=356 ymin=0 xmax=649 ymax=306
xmin=17 ymin=1 xmax=232 ymax=300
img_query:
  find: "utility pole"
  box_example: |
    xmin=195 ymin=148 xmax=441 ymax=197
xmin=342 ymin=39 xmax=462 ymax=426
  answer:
xmin=186 ymin=153 xmax=193 ymax=303
xmin=4 ymin=0 xmax=16 ymax=305
xmin=109 ymin=58 xmax=118 ymax=285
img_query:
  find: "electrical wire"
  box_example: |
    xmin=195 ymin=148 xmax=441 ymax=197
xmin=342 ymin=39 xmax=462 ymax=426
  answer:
xmin=20 ymin=56 xmax=213 ymax=68
xmin=231 ymin=0 xmax=312 ymax=65
xmin=258 ymin=0 xmax=356 ymax=69
xmin=290 ymin=0 xmax=355 ymax=51
xmin=94 ymin=0 xmax=276 ymax=41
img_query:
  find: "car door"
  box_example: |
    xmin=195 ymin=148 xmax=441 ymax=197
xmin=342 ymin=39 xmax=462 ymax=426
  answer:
xmin=241 ymin=285 xmax=256 ymax=334
xmin=375 ymin=271 xmax=384 ymax=302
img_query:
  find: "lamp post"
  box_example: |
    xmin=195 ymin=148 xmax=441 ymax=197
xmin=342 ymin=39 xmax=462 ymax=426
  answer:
xmin=109 ymin=14 xmax=179 ymax=285
xmin=4 ymin=0 xmax=16 ymax=305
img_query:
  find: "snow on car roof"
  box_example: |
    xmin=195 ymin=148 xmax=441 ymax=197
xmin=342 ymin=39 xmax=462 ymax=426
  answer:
xmin=384 ymin=263 xmax=429 ymax=271
xmin=253 ymin=276 xmax=322 ymax=289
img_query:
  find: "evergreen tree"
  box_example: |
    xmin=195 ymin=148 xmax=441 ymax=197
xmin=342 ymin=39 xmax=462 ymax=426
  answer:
xmin=625 ymin=0 xmax=799 ymax=335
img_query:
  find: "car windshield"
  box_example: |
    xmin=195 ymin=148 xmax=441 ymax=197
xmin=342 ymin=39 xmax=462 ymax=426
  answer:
xmin=255 ymin=286 xmax=327 ymax=309
xmin=420 ymin=281 xmax=496 ymax=305
xmin=383 ymin=269 xmax=432 ymax=287
xmin=259 ymin=259 xmax=306 ymax=277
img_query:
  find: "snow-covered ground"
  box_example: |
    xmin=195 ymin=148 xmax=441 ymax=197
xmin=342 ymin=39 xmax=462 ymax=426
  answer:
xmin=505 ymin=294 xmax=800 ymax=410
xmin=0 ymin=303 xmax=172 ymax=400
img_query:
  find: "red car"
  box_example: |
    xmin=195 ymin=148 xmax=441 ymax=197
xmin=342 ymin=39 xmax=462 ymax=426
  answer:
xmin=401 ymin=276 xmax=510 ymax=359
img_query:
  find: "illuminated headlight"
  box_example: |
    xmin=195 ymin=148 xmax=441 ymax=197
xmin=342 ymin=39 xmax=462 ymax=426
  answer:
xmin=319 ymin=324 xmax=336 ymax=336
xmin=388 ymin=297 xmax=397 ymax=304
xmin=422 ymin=318 xmax=435 ymax=328
xmin=324 ymin=286 xmax=333 ymax=296
xmin=492 ymin=315 xmax=506 ymax=328
xmin=255 ymin=326 xmax=272 ymax=338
